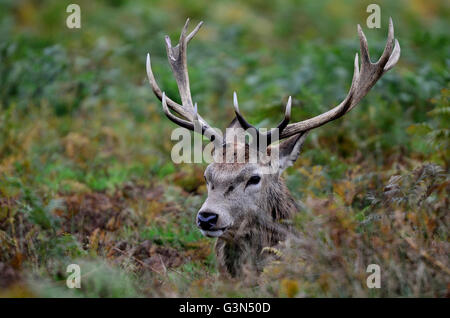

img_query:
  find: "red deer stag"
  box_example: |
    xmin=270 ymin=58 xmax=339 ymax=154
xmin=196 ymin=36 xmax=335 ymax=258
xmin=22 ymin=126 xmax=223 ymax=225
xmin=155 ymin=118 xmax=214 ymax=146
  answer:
xmin=146 ymin=19 xmax=400 ymax=277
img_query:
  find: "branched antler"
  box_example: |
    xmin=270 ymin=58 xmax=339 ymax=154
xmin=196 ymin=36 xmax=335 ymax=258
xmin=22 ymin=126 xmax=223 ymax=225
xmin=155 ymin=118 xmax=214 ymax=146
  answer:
xmin=146 ymin=19 xmax=221 ymax=143
xmin=277 ymin=17 xmax=400 ymax=139
xmin=230 ymin=18 xmax=400 ymax=144
xmin=147 ymin=18 xmax=400 ymax=149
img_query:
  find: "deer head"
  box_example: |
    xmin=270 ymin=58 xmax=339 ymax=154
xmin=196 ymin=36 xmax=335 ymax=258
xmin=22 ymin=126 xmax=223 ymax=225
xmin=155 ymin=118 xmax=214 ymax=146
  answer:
xmin=146 ymin=19 xmax=400 ymax=250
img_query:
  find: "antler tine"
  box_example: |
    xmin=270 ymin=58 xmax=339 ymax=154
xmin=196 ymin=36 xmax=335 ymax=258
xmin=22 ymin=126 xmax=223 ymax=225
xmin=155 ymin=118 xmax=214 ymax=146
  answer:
xmin=265 ymin=96 xmax=292 ymax=145
xmin=161 ymin=92 xmax=219 ymax=140
xmin=352 ymin=18 xmax=398 ymax=106
xmin=179 ymin=18 xmax=189 ymax=42
xmin=161 ymin=92 xmax=195 ymax=130
xmin=187 ymin=20 xmax=204 ymax=43
xmin=279 ymin=19 xmax=400 ymax=140
xmin=146 ymin=20 xmax=222 ymax=144
xmin=357 ymin=24 xmax=371 ymax=66
xmin=232 ymin=91 xmax=292 ymax=147
xmin=278 ymin=96 xmax=292 ymax=129
xmin=378 ymin=17 xmax=395 ymax=65
xmin=233 ymin=92 xmax=255 ymax=131
xmin=384 ymin=39 xmax=400 ymax=72
xmin=146 ymin=53 xmax=192 ymax=120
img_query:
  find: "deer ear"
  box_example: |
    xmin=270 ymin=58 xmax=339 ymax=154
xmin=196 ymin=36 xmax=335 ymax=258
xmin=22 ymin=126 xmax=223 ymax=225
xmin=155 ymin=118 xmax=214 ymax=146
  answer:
xmin=274 ymin=132 xmax=309 ymax=173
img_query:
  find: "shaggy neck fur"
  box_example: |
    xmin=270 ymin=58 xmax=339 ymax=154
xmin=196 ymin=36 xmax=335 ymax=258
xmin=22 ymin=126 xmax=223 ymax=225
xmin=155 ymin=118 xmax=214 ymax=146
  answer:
xmin=214 ymin=177 xmax=298 ymax=277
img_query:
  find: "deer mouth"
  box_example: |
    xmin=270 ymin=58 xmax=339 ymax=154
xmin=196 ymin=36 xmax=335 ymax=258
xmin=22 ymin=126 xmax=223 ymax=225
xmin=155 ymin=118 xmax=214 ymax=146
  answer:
xmin=200 ymin=227 xmax=228 ymax=238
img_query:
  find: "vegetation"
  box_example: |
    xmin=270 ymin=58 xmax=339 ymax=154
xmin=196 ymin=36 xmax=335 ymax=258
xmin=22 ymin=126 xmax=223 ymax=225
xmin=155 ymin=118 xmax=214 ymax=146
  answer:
xmin=0 ymin=0 xmax=448 ymax=297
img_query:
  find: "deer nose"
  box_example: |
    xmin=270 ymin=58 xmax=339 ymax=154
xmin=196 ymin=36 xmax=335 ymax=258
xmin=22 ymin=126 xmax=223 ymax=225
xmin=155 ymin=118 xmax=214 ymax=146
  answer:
xmin=197 ymin=211 xmax=218 ymax=231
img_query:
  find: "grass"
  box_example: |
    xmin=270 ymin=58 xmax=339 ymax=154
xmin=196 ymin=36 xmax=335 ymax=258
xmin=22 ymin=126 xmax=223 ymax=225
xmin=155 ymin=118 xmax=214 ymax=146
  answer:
xmin=0 ymin=0 xmax=449 ymax=297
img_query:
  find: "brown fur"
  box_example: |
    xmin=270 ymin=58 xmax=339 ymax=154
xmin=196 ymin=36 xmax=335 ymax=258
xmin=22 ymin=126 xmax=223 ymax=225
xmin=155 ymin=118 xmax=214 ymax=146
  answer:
xmin=208 ymin=144 xmax=300 ymax=277
xmin=214 ymin=179 xmax=298 ymax=277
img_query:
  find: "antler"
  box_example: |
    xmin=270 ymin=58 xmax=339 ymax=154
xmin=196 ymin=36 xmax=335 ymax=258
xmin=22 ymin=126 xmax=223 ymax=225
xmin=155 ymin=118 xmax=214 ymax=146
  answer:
xmin=278 ymin=18 xmax=400 ymax=139
xmin=232 ymin=18 xmax=400 ymax=144
xmin=146 ymin=19 xmax=222 ymax=143
xmin=148 ymin=19 xmax=400 ymax=149
xmin=233 ymin=92 xmax=291 ymax=147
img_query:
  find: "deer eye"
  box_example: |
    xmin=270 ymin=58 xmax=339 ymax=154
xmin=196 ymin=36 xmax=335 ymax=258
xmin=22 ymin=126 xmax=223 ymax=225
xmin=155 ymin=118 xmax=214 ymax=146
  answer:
xmin=246 ymin=175 xmax=261 ymax=187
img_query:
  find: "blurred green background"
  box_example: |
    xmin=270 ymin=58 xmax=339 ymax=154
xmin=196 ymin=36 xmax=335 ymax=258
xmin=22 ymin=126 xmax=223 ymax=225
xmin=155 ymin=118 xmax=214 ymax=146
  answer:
xmin=0 ymin=0 xmax=448 ymax=297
